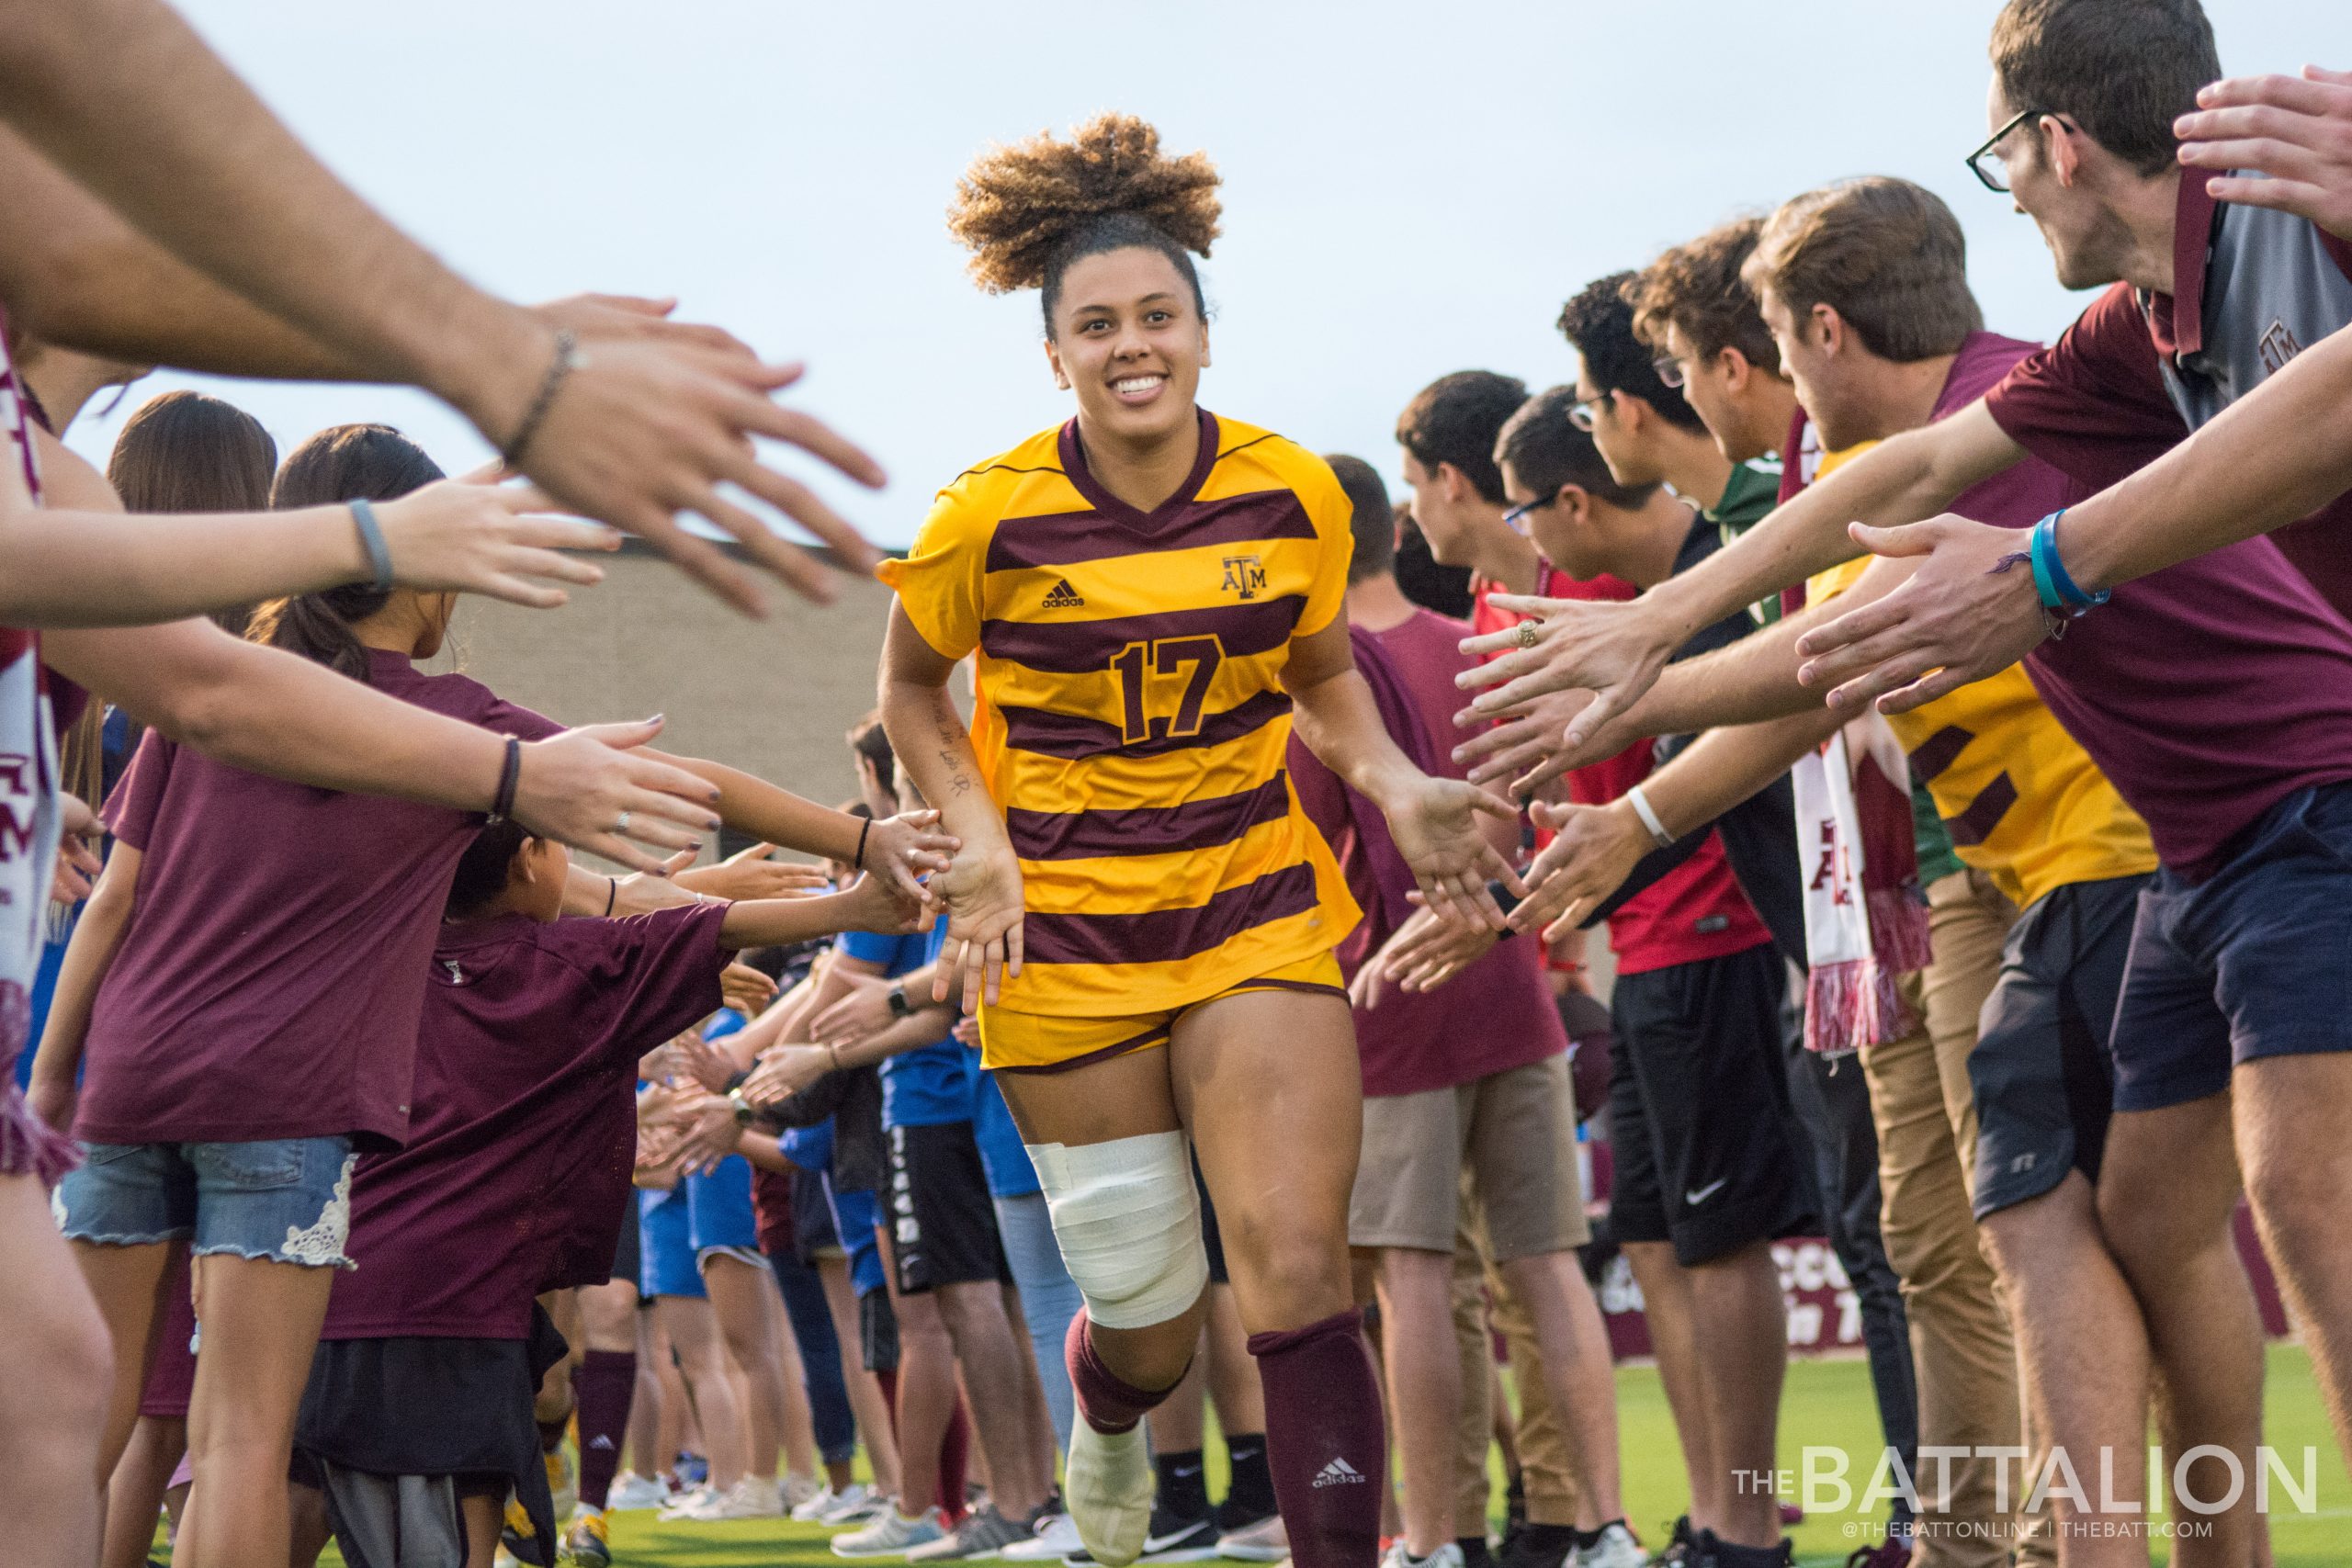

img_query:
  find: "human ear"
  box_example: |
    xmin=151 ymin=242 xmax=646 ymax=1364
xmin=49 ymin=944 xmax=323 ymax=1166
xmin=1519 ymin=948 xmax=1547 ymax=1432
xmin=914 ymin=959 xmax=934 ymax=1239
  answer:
xmin=2046 ymin=116 xmax=2080 ymax=186
xmin=1812 ymin=305 xmax=1843 ymax=358
xmin=1199 ymin=325 xmax=1211 ymax=370
xmin=1045 ymin=338 xmax=1070 ymax=391
xmin=1718 ymin=348 xmax=1750 ymax=393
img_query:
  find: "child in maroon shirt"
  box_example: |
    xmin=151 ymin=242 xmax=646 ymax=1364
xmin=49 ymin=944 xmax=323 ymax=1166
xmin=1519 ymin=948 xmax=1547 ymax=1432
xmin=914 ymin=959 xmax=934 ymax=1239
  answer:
xmin=293 ymin=816 xmax=923 ymax=1567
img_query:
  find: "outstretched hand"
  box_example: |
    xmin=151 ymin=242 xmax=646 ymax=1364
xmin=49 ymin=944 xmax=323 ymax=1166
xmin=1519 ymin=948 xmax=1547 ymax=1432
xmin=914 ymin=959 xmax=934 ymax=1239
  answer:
xmin=2176 ymin=65 xmax=2352 ymax=241
xmin=931 ymin=846 xmax=1024 ymax=1012
xmin=865 ymin=810 xmax=960 ymax=906
xmin=1454 ymin=597 xmax=1678 ymax=754
xmin=1381 ymin=775 xmax=1525 ymax=931
xmin=1792 ymin=516 xmax=2048 ymax=714
xmin=1510 ymin=798 xmax=1653 ymax=942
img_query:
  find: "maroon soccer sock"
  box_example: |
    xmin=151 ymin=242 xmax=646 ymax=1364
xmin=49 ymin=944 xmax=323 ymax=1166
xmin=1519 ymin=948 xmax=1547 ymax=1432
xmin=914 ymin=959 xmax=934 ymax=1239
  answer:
xmin=938 ymin=1397 xmax=970 ymax=1521
xmin=574 ymin=1349 xmax=637 ymax=1510
xmin=1066 ymin=1309 xmax=1184 ymax=1436
xmin=1248 ymin=1309 xmax=1384 ymax=1568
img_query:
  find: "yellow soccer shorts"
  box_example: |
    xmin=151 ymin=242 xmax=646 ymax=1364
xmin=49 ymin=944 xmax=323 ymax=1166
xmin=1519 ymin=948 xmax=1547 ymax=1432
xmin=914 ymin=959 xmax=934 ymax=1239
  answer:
xmin=981 ymin=951 xmax=1346 ymax=1075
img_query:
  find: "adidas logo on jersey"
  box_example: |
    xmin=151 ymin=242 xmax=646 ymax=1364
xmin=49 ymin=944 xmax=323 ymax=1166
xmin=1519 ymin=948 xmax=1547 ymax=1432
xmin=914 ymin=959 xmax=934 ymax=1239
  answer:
xmin=1311 ymin=1457 xmax=1367 ymax=1489
xmin=1041 ymin=578 xmax=1085 ymax=609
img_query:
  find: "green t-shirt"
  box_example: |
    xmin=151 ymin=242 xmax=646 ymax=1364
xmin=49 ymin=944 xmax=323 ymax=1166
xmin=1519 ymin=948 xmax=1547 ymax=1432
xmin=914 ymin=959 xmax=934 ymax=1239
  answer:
xmin=1701 ymin=458 xmax=1964 ymax=886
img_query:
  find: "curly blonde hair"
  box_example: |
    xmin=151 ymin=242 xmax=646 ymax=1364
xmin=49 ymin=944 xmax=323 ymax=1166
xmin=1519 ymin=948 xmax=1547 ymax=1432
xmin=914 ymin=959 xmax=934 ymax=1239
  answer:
xmin=947 ymin=113 xmax=1222 ymax=325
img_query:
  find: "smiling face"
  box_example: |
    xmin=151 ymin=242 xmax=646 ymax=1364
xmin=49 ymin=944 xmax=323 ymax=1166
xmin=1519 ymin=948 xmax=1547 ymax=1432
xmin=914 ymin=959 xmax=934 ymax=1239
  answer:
xmin=1044 ymin=245 xmax=1208 ymax=448
xmin=1986 ymin=76 xmax=2132 ymax=291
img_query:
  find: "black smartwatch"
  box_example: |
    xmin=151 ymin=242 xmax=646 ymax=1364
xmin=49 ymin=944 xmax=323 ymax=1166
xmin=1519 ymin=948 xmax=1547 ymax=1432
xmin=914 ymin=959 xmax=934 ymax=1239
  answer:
xmin=887 ymin=983 xmax=913 ymax=1019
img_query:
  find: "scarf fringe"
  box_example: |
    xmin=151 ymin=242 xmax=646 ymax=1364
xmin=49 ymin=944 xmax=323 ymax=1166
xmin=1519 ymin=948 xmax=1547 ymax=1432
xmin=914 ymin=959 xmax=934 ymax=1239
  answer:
xmin=1803 ymin=955 xmax=1919 ymax=1057
xmin=1864 ymin=886 xmax=1934 ymax=976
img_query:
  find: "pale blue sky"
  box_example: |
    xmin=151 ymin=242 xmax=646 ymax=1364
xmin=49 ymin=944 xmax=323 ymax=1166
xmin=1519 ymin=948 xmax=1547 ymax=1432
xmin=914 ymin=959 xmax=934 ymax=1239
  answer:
xmin=64 ymin=0 xmax=2345 ymax=547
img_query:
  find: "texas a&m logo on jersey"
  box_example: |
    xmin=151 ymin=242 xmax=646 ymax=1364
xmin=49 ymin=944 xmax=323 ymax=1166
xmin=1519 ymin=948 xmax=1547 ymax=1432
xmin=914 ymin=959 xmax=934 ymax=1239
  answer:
xmin=1219 ymin=554 xmax=1267 ymax=601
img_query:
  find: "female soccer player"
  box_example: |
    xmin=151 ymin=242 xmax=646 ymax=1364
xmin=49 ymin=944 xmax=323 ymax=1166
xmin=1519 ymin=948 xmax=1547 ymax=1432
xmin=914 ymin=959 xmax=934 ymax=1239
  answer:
xmin=877 ymin=115 xmax=1520 ymax=1568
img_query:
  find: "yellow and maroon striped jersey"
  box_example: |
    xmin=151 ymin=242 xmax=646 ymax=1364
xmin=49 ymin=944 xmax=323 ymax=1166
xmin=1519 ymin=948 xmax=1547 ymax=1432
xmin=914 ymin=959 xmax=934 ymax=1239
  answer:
xmin=878 ymin=409 xmax=1363 ymax=1017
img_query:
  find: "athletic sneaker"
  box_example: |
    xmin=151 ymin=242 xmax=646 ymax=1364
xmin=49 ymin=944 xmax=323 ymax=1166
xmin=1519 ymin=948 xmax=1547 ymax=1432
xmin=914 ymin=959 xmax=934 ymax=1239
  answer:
xmin=797 ymin=1482 xmax=873 ymax=1522
xmin=1499 ymin=1522 xmax=1578 ymax=1568
xmin=1215 ymin=1512 xmax=1289 ymax=1563
xmin=1384 ymin=1543 xmax=1467 ymax=1568
xmin=1136 ymin=1501 xmax=1220 ymax=1564
xmin=670 ymin=1475 xmax=786 ymax=1520
xmin=783 ymin=1472 xmax=827 ymax=1513
xmin=606 ymin=1472 xmax=671 ymax=1511
xmin=1002 ymin=1512 xmax=1085 ymax=1562
xmin=1575 ymin=1523 xmax=1649 ymax=1568
xmin=655 ymin=1483 xmax=714 ymax=1520
xmin=822 ymin=1486 xmax=892 ymax=1527
xmin=1843 ymin=1540 xmax=1912 ymax=1568
xmin=561 ymin=1507 xmax=612 ymax=1567
xmin=1063 ymin=1420 xmax=1155 ymax=1568
xmin=833 ymin=1505 xmax=951 ymax=1557
xmin=1654 ymin=1517 xmax=1694 ymax=1567
xmin=908 ymin=1503 xmax=1035 ymax=1562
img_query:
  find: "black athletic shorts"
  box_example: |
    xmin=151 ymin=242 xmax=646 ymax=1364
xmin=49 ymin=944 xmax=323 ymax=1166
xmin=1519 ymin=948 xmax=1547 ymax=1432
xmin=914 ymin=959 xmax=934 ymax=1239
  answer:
xmin=885 ymin=1121 xmax=1011 ymax=1294
xmin=1608 ymin=942 xmax=1816 ymax=1266
xmin=610 ymin=1201 xmax=641 ymax=1303
xmin=1195 ymin=1156 xmax=1229 ymax=1286
xmin=1968 ymin=874 xmax=2145 ymax=1219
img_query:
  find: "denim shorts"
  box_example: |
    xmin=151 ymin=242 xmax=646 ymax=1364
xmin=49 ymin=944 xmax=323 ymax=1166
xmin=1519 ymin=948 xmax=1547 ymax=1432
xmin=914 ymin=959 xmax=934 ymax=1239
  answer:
xmin=2110 ymin=783 xmax=2352 ymax=1112
xmin=52 ymin=1135 xmax=358 ymax=1269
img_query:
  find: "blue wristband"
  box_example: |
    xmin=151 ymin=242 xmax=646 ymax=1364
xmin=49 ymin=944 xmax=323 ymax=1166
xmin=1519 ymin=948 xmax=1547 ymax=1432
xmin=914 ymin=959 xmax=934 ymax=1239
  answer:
xmin=348 ymin=498 xmax=395 ymax=592
xmin=2030 ymin=511 xmax=2109 ymax=613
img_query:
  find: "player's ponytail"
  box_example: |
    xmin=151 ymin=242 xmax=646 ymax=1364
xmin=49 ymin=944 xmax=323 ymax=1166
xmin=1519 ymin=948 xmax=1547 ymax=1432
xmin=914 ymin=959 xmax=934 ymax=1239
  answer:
xmin=947 ymin=112 xmax=1222 ymax=331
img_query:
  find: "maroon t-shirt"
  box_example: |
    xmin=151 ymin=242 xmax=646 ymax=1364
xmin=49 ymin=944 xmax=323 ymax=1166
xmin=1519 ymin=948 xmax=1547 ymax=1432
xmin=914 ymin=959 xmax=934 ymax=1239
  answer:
xmin=1969 ymin=323 xmax=2352 ymax=875
xmin=1288 ymin=615 xmax=1566 ymax=1100
xmin=325 ymin=903 xmax=728 ymax=1339
xmin=78 ymin=651 xmax=562 ymax=1149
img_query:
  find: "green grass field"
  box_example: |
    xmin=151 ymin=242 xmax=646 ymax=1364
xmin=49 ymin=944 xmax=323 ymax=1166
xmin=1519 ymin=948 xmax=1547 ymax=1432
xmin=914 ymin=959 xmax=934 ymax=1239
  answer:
xmin=321 ymin=1345 xmax=2348 ymax=1568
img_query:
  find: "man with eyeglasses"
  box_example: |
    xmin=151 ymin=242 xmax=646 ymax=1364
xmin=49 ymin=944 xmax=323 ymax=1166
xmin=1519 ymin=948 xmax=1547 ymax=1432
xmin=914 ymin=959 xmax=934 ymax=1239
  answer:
xmin=1453 ymin=0 xmax=2352 ymax=1506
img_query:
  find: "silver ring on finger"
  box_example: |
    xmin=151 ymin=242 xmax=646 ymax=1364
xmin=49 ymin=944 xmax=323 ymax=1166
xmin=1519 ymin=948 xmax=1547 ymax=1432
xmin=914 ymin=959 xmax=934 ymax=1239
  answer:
xmin=1515 ymin=621 xmax=1540 ymax=650
xmin=615 ymin=809 xmax=632 ymax=836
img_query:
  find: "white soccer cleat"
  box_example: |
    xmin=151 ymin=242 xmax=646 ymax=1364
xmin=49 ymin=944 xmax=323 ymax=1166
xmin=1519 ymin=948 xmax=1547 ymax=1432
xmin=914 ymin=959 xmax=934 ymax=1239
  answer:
xmin=1063 ymin=1420 xmax=1156 ymax=1567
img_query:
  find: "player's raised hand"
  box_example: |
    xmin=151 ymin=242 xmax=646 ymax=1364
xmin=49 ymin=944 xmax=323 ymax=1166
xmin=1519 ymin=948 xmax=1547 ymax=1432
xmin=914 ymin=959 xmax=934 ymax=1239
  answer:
xmin=1380 ymin=775 xmax=1524 ymax=932
xmin=1511 ymin=799 xmax=1655 ymax=942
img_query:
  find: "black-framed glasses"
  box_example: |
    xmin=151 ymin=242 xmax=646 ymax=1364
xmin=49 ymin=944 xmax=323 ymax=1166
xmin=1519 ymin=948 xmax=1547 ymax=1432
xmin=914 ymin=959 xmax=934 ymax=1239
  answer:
xmin=1501 ymin=495 xmax=1555 ymax=535
xmin=1652 ymin=355 xmax=1689 ymax=389
xmin=1567 ymin=389 xmax=1613 ymax=432
xmin=1967 ymin=106 xmax=2060 ymax=193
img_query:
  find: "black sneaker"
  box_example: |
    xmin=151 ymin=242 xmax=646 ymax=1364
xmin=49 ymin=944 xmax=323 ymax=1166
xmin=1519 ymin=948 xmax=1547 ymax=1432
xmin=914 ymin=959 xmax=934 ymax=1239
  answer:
xmin=1656 ymin=1516 xmax=1695 ymax=1566
xmin=1497 ymin=1521 xmax=1577 ymax=1568
xmin=1137 ymin=1501 xmax=1221 ymax=1563
xmin=1459 ymin=1535 xmax=1498 ymax=1568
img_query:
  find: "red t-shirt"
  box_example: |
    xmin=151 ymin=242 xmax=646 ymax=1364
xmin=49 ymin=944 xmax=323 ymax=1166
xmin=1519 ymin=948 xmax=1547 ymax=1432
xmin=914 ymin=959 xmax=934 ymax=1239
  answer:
xmin=1288 ymin=613 xmax=1566 ymax=1099
xmin=325 ymin=903 xmax=728 ymax=1340
xmin=752 ymin=1166 xmax=797 ymax=1256
xmin=80 ymin=652 xmax=563 ymax=1149
xmin=1474 ymin=570 xmax=1770 ymax=976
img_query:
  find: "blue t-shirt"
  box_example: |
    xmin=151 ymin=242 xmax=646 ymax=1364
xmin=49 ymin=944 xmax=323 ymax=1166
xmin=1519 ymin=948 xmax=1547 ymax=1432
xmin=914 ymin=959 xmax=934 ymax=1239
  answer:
xmin=838 ymin=925 xmax=969 ymax=1130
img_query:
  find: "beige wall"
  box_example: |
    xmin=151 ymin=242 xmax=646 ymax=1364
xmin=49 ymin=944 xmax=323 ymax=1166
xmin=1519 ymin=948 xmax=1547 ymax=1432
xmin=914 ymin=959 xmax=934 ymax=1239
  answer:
xmin=425 ymin=544 xmax=895 ymax=840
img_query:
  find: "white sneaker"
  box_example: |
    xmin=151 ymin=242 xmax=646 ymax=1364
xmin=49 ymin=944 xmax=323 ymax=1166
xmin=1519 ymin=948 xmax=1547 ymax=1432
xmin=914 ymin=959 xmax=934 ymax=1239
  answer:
xmin=671 ymin=1475 xmax=786 ymax=1520
xmin=833 ymin=1505 xmax=950 ymax=1557
xmin=822 ymin=1485 xmax=890 ymax=1526
xmin=1002 ymin=1512 xmax=1084 ymax=1562
xmin=655 ymin=1483 xmax=712 ymax=1520
xmin=606 ymin=1472 xmax=672 ymax=1511
xmin=1575 ymin=1522 xmax=1650 ymax=1568
xmin=797 ymin=1482 xmax=871 ymax=1522
xmin=1062 ymin=1421 xmax=1154 ymax=1568
xmin=781 ymin=1472 xmax=826 ymax=1513
xmin=1382 ymin=1544 xmax=1464 ymax=1568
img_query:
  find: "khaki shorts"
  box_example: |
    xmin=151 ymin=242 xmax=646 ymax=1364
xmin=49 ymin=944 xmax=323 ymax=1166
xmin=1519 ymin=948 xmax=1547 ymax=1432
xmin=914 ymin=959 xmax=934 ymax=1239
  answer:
xmin=1349 ymin=1054 xmax=1588 ymax=1259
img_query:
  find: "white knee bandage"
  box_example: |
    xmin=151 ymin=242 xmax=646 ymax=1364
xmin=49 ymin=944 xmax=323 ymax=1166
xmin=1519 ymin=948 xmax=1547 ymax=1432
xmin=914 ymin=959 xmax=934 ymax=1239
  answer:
xmin=1026 ymin=1130 xmax=1207 ymax=1331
